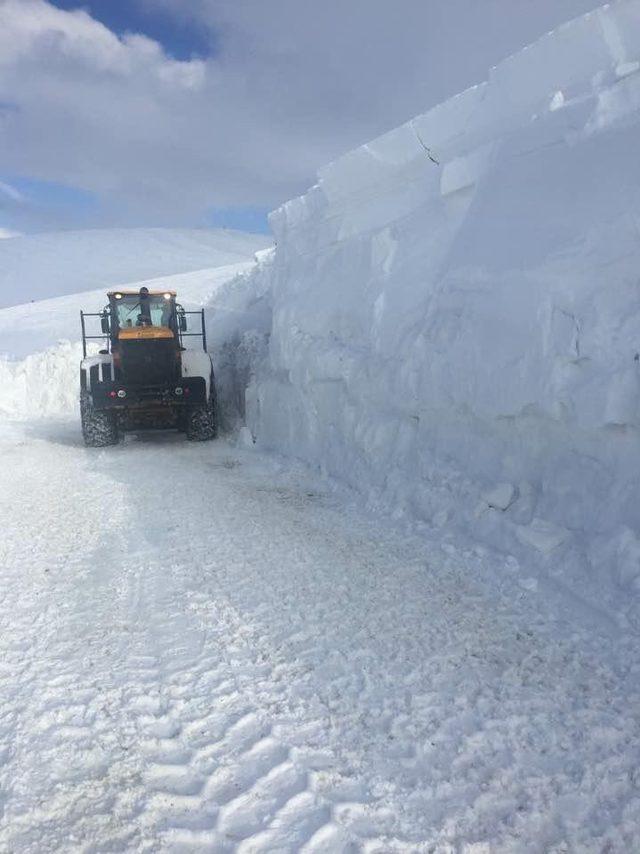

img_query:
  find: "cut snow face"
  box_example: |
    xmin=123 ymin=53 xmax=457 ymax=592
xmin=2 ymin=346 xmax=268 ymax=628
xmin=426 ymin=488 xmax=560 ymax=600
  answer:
xmin=0 ymin=227 xmax=271 ymax=308
xmin=222 ymin=0 xmax=640 ymax=631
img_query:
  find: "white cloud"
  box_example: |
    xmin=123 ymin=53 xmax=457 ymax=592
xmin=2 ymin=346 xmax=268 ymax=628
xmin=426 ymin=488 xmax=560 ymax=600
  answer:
xmin=0 ymin=180 xmax=23 ymax=203
xmin=0 ymin=228 xmax=21 ymax=239
xmin=0 ymin=0 xmax=601 ymax=229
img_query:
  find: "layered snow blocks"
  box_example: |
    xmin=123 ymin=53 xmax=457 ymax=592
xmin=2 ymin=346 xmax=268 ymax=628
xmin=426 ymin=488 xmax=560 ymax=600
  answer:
xmin=233 ymin=0 xmax=640 ymax=626
xmin=79 ymin=288 xmax=217 ymax=445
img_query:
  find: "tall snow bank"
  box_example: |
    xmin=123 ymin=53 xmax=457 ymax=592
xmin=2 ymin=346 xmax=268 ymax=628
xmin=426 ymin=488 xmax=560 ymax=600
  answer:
xmin=0 ymin=342 xmax=83 ymax=420
xmin=238 ymin=0 xmax=640 ymax=628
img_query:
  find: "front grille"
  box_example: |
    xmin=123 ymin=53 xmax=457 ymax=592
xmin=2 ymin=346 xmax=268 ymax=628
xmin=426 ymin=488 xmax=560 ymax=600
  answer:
xmin=119 ymin=339 xmax=179 ymax=386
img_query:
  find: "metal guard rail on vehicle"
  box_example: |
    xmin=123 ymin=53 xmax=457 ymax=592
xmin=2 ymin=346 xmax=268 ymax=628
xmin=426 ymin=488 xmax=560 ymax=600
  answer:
xmin=80 ymin=307 xmax=208 ymax=358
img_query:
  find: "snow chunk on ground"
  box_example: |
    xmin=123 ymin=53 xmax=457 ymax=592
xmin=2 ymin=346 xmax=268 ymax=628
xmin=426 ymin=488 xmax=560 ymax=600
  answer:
xmin=482 ymin=483 xmax=517 ymax=512
xmin=516 ymin=518 xmax=570 ymax=555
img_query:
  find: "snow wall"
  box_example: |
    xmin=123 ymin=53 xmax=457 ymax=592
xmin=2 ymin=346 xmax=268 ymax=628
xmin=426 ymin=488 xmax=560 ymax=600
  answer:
xmin=0 ymin=342 xmax=84 ymax=420
xmin=232 ymin=0 xmax=640 ymax=628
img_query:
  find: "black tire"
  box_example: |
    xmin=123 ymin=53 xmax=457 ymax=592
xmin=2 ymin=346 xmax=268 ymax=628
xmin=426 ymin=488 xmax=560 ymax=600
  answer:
xmin=80 ymin=391 xmax=120 ymax=447
xmin=185 ymin=384 xmax=217 ymax=441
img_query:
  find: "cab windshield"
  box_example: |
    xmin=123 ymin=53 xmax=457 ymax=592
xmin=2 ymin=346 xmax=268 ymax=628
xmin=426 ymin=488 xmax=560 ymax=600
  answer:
xmin=115 ymin=294 xmax=174 ymax=328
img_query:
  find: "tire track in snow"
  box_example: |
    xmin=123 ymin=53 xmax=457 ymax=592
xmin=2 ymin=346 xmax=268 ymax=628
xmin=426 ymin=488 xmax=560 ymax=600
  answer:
xmin=128 ymin=565 xmax=340 ymax=851
xmin=0 ymin=427 xmax=150 ymax=851
xmin=0 ymin=425 xmax=350 ymax=851
xmin=0 ymin=422 xmax=639 ymax=852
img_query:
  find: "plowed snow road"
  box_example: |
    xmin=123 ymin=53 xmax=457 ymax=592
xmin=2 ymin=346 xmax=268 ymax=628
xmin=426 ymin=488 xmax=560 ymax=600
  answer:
xmin=0 ymin=421 xmax=638 ymax=853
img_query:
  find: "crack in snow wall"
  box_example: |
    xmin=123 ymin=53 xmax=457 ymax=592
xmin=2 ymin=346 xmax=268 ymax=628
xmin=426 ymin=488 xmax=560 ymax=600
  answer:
xmin=238 ymin=0 xmax=640 ymax=628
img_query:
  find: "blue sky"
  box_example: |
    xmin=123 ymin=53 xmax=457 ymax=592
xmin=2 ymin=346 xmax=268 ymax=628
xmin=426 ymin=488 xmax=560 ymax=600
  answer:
xmin=3 ymin=0 xmax=273 ymax=234
xmin=4 ymin=1 xmax=272 ymax=234
xmin=1 ymin=175 xmax=98 ymax=232
xmin=49 ymin=0 xmax=212 ymax=60
xmin=2 ymin=173 xmax=273 ymax=235
xmin=0 ymin=0 xmax=602 ymax=237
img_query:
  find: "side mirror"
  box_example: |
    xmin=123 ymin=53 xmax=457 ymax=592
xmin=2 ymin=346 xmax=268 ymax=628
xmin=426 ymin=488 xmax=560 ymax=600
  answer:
xmin=179 ymin=313 xmax=187 ymax=332
xmin=101 ymin=313 xmax=110 ymax=334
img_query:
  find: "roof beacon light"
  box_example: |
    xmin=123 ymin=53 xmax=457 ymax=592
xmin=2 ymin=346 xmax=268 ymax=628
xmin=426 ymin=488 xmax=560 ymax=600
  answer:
xmin=163 ymin=293 xmax=172 ymax=300
xmin=114 ymin=293 xmax=123 ymax=299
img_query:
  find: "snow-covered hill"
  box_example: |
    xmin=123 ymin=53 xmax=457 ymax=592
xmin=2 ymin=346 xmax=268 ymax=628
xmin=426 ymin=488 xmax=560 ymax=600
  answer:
xmin=0 ymin=227 xmax=270 ymax=308
xmin=223 ymin=0 xmax=640 ymax=631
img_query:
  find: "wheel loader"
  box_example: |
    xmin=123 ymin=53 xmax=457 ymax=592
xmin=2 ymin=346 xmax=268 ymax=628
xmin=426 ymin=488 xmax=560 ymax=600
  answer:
xmin=79 ymin=287 xmax=217 ymax=446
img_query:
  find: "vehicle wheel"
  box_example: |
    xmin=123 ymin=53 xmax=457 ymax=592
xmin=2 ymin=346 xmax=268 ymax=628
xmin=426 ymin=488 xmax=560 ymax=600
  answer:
xmin=185 ymin=386 xmax=217 ymax=441
xmin=80 ymin=391 xmax=120 ymax=447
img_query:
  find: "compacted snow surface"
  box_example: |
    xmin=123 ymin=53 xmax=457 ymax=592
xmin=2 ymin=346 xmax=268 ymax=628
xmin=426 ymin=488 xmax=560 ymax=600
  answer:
xmin=0 ymin=420 xmax=639 ymax=853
